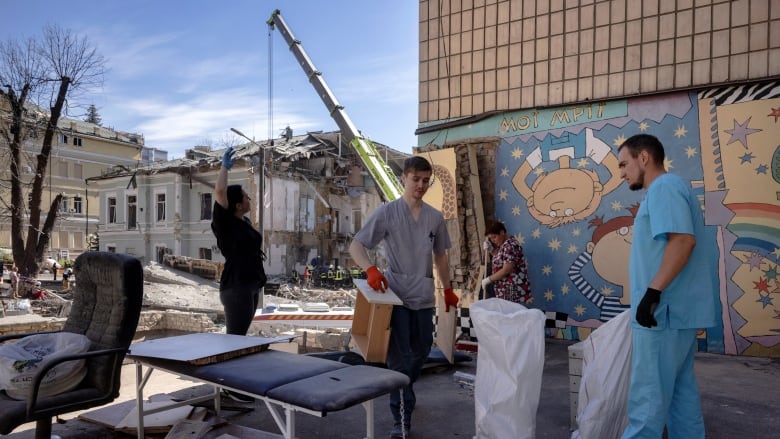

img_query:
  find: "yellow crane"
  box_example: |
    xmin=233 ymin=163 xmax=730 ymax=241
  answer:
xmin=267 ymin=9 xmax=403 ymax=201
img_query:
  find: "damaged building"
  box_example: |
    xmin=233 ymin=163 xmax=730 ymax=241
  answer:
xmin=85 ymin=130 xmax=409 ymax=277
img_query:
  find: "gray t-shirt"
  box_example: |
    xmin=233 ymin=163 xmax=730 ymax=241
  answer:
xmin=354 ymin=198 xmax=451 ymax=310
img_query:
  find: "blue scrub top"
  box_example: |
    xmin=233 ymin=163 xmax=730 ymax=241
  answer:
xmin=629 ymin=174 xmax=719 ymax=329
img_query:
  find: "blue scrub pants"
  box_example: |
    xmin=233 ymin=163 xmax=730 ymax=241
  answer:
xmin=386 ymin=306 xmax=434 ymax=427
xmin=622 ymin=327 xmax=704 ymax=439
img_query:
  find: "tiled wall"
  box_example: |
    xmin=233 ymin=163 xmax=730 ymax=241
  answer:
xmin=419 ymin=0 xmax=780 ymax=124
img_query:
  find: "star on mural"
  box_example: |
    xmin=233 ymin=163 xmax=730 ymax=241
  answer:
xmin=756 ymin=293 xmax=773 ymax=308
xmin=500 ymin=167 xmax=509 ymax=177
xmin=542 ymin=265 xmax=552 ymax=275
xmin=600 ymin=285 xmax=615 ymax=296
xmin=768 ymin=107 xmax=780 ymax=122
xmin=561 ymin=284 xmax=570 ymax=295
xmin=574 ymin=304 xmax=587 ymax=316
xmin=773 ymin=248 xmax=780 ymax=260
xmin=764 ymin=266 xmax=778 ymax=281
xmin=754 ymin=277 xmax=770 ymax=294
xmin=532 ymin=228 xmax=542 ymax=238
xmin=674 ymin=125 xmax=688 ymax=138
xmin=611 ymin=200 xmax=624 ymax=211
xmin=685 ymin=146 xmax=698 ymax=158
xmin=533 ymin=167 xmax=545 ymax=177
xmin=747 ymin=252 xmax=764 ymax=270
xmin=498 ymin=189 xmax=508 ymax=200
xmin=664 ymin=158 xmax=673 ymax=170
xmin=724 ymin=116 xmax=762 ymax=149
xmin=571 ymin=227 xmax=581 ymax=237
xmin=511 ymin=148 xmax=525 ymax=159
xmin=739 ymin=152 xmax=755 ymax=164
xmin=515 ymin=233 xmax=526 ymax=245
xmin=567 ymin=244 xmax=579 ymax=254
xmin=544 ymin=289 xmax=555 ymax=301
xmin=576 ymin=157 xmax=590 ymax=168
xmin=548 ymin=238 xmax=562 ymax=251
xmin=613 ymin=134 xmax=627 ymax=147
xmin=756 ymin=164 xmax=768 ymax=174
xmin=512 ymin=205 xmax=522 ymax=216
xmin=638 ymin=121 xmax=649 ymax=131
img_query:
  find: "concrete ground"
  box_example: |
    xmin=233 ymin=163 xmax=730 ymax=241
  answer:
xmin=3 ymin=338 xmax=778 ymax=439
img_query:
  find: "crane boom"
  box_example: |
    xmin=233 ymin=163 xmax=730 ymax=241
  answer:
xmin=267 ymin=9 xmax=403 ymax=201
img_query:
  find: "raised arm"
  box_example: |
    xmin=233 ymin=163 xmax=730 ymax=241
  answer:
xmin=215 ymin=147 xmax=235 ymax=209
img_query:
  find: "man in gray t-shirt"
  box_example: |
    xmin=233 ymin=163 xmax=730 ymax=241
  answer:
xmin=350 ymin=156 xmax=458 ymax=439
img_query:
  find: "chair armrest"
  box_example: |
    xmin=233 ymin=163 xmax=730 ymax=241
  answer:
xmin=25 ymin=347 xmax=128 ymax=416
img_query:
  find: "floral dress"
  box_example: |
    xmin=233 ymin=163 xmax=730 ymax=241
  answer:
xmin=491 ymin=235 xmax=531 ymax=303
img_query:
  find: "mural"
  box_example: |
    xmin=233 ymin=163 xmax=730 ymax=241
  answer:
xmin=489 ymin=81 xmax=780 ymax=356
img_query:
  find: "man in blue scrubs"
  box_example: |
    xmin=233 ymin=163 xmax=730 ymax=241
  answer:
xmin=617 ymin=134 xmax=719 ymax=438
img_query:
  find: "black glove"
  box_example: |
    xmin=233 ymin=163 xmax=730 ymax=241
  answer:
xmin=636 ymin=288 xmax=662 ymax=328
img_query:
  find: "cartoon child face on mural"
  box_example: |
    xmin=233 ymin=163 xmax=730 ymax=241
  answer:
xmin=587 ymin=213 xmax=635 ymax=305
xmin=529 ymin=164 xmax=605 ymax=228
xmin=512 ymin=128 xmax=622 ymax=228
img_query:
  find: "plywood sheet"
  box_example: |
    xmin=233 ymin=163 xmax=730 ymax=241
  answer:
xmin=79 ymin=395 xmax=192 ymax=434
xmin=353 ymin=279 xmax=403 ymax=305
xmin=434 ymin=294 xmax=458 ymax=364
xmin=128 ymin=333 xmax=294 ymax=365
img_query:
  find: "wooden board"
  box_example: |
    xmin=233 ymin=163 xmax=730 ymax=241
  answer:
xmin=128 ymin=333 xmax=294 ymax=365
xmin=434 ymin=291 xmax=458 ymax=364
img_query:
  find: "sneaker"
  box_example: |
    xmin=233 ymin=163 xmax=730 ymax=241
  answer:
xmin=220 ymin=389 xmax=255 ymax=403
xmin=389 ymin=423 xmax=410 ymax=439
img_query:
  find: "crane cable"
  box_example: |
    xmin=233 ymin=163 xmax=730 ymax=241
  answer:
xmin=267 ymin=22 xmax=274 ymax=148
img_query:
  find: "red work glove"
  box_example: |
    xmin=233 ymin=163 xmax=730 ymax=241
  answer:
xmin=366 ymin=265 xmax=388 ymax=292
xmin=444 ymin=288 xmax=459 ymax=312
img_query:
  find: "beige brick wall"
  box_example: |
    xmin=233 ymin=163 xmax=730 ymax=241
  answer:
xmin=419 ymin=0 xmax=780 ymax=123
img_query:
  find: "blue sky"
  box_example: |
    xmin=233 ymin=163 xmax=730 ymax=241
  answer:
xmin=3 ymin=1 xmax=419 ymax=157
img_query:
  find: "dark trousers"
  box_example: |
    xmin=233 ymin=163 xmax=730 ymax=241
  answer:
xmin=220 ymin=286 xmax=260 ymax=335
xmin=387 ymin=306 xmax=434 ymax=426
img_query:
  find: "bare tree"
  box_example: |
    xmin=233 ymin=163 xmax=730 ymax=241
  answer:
xmin=0 ymin=24 xmax=105 ymax=277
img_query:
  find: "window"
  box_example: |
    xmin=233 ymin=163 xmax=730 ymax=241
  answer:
xmin=352 ymin=210 xmax=361 ymax=233
xmin=57 ymin=134 xmax=68 ymax=144
xmin=60 ymin=198 xmax=69 ymax=212
xmin=156 ymin=246 xmax=172 ymax=263
xmin=156 ymin=193 xmax=166 ymax=221
xmin=127 ymin=195 xmax=137 ymax=229
xmin=199 ymin=247 xmax=212 ymax=260
xmin=73 ymin=197 xmax=82 ymax=214
xmin=107 ymin=246 xmax=116 ymax=253
xmin=108 ymin=197 xmax=117 ymax=223
xmin=200 ymin=193 xmax=212 ymax=220
xmin=58 ymin=161 xmax=68 ymax=177
xmin=73 ymin=163 xmax=83 ymax=179
xmin=72 ymin=137 xmax=82 ymax=146
xmin=298 ymin=195 xmax=314 ymax=232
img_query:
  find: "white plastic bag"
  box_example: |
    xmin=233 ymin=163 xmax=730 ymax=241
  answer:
xmin=471 ymin=298 xmax=546 ymax=439
xmin=0 ymin=332 xmax=91 ymax=400
xmin=571 ymin=310 xmax=632 ymax=439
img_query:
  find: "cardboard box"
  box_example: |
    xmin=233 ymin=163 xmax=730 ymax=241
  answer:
xmin=351 ymin=279 xmax=402 ymax=363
